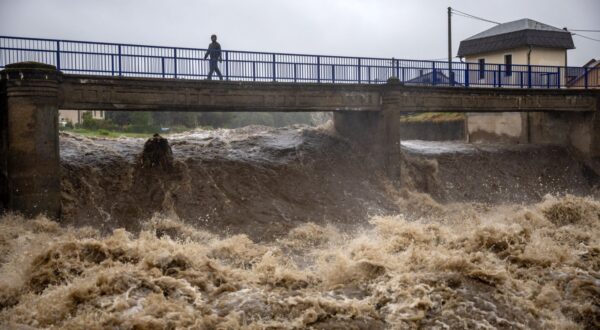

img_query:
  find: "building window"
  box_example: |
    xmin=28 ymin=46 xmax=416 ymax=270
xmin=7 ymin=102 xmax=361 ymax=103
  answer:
xmin=478 ymin=59 xmax=485 ymax=79
xmin=504 ymin=54 xmax=512 ymax=77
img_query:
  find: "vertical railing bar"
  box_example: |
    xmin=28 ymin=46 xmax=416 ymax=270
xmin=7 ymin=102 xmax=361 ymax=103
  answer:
xmin=331 ymin=64 xmax=335 ymax=83
xmin=356 ymin=58 xmax=359 ymax=83
xmin=84 ymin=41 xmax=87 ymax=73
xmin=520 ymin=71 xmax=523 ymax=88
xmin=225 ymin=51 xmax=229 ymax=80
xmin=173 ymin=47 xmax=177 ymax=78
xmin=55 ymin=40 xmax=61 ymax=70
xmin=317 ymin=55 xmax=320 ymax=83
xmin=74 ymin=43 xmax=78 ymax=74
xmin=401 ymin=66 xmax=405 ymax=83
xmin=498 ymin=64 xmax=502 ymax=88
xmin=272 ymin=53 xmax=276 ymax=81
xmin=118 ymin=44 xmax=122 ymax=76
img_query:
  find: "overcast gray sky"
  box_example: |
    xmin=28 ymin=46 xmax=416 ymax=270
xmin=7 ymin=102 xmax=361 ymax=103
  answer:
xmin=1 ymin=0 xmax=599 ymax=66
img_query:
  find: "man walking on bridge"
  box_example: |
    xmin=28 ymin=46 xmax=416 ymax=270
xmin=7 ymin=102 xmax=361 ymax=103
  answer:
xmin=204 ymin=34 xmax=223 ymax=80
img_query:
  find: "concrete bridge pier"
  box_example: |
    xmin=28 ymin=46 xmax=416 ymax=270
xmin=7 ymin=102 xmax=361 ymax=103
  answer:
xmin=526 ymin=109 xmax=600 ymax=160
xmin=333 ymin=109 xmax=401 ymax=182
xmin=592 ymin=112 xmax=600 ymax=159
xmin=0 ymin=62 xmax=61 ymax=218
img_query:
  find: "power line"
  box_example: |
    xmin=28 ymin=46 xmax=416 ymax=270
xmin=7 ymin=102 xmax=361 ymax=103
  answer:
xmin=451 ymin=9 xmax=500 ymax=25
xmin=449 ymin=9 xmax=600 ymax=48
xmin=453 ymin=12 xmax=494 ymax=23
xmin=451 ymin=9 xmax=600 ymax=43
xmin=564 ymin=27 xmax=600 ymax=42
xmin=569 ymin=29 xmax=600 ymax=33
xmin=452 ymin=12 xmax=500 ymax=25
xmin=572 ymin=33 xmax=600 ymax=42
xmin=451 ymin=8 xmax=501 ymax=25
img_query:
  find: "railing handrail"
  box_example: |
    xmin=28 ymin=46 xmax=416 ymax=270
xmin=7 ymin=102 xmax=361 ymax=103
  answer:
xmin=1 ymin=35 xmax=597 ymax=89
xmin=1 ymin=35 xmax=409 ymax=62
xmin=1 ymin=35 xmax=583 ymax=69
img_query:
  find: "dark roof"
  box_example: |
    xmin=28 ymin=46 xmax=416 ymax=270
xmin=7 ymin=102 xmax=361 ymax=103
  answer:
xmin=458 ymin=19 xmax=574 ymax=57
xmin=567 ymin=59 xmax=600 ymax=86
xmin=405 ymin=71 xmax=462 ymax=86
xmin=567 ymin=59 xmax=599 ymax=78
xmin=583 ymin=58 xmax=599 ymax=67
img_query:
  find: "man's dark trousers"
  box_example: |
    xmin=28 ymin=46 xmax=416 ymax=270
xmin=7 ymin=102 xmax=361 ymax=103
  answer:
xmin=208 ymin=59 xmax=223 ymax=80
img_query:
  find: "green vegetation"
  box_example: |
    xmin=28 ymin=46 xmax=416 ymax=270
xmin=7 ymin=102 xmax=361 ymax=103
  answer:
xmin=400 ymin=112 xmax=465 ymax=123
xmin=65 ymin=128 xmax=152 ymax=138
xmin=60 ymin=110 xmax=316 ymax=138
xmin=106 ymin=111 xmax=313 ymax=130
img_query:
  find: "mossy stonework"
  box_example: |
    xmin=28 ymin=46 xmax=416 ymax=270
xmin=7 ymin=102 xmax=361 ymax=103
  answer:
xmin=0 ymin=62 xmax=61 ymax=218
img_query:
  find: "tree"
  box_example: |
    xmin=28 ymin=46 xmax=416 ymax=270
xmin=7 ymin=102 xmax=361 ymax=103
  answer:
xmin=106 ymin=111 xmax=132 ymax=126
xmin=126 ymin=112 xmax=154 ymax=132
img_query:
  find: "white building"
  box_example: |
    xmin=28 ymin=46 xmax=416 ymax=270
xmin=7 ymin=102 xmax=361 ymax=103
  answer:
xmin=59 ymin=110 xmax=105 ymax=126
xmin=457 ymin=19 xmax=575 ymax=143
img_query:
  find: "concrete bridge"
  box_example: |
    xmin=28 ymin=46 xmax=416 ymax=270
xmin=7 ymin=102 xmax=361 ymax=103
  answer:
xmin=1 ymin=62 xmax=599 ymax=218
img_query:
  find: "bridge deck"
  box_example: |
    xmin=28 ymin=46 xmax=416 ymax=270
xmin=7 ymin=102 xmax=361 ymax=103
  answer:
xmin=1 ymin=62 xmax=599 ymax=219
xmin=60 ymin=74 xmax=600 ymax=113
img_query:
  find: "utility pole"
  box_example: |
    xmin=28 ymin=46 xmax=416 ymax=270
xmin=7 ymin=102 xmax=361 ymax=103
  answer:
xmin=448 ymin=7 xmax=453 ymax=85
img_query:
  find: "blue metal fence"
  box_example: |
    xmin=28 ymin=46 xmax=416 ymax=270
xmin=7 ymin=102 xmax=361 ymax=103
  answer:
xmin=0 ymin=36 xmax=597 ymax=89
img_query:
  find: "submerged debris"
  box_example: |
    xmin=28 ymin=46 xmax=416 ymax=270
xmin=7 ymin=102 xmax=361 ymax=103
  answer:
xmin=139 ymin=134 xmax=174 ymax=170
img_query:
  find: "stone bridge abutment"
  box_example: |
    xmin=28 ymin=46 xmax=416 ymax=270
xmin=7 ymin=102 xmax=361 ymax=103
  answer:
xmin=1 ymin=62 xmax=61 ymax=218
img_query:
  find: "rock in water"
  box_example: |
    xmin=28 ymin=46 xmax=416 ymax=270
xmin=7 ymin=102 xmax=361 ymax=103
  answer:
xmin=139 ymin=134 xmax=173 ymax=170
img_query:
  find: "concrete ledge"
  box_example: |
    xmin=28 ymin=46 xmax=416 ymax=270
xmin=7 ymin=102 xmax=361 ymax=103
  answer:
xmin=60 ymin=75 xmax=383 ymax=112
xmin=382 ymin=87 xmax=599 ymax=112
xmin=2 ymin=62 xmax=63 ymax=81
xmin=58 ymin=74 xmax=600 ymax=113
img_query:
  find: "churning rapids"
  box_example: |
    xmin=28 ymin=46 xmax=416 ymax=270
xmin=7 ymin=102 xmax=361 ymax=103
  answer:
xmin=1 ymin=124 xmax=599 ymax=329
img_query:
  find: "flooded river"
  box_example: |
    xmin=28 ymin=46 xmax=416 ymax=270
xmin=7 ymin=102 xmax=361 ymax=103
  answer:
xmin=1 ymin=124 xmax=598 ymax=328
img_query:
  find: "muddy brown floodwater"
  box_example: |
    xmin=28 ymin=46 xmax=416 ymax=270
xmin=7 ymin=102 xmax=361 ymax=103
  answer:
xmin=1 ymin=124 xmax=599 ymax=329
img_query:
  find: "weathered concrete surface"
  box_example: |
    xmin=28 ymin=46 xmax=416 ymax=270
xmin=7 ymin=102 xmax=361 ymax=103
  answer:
xmin=401 ymin=120 xmax=466 ymax=141
xmin=0 ymin=77 xmax=7 ymax=210
xmin=334 ymin=110 xmax=401 ymax=182
xmin=529 ymin=111 xmax=600 ymax=159
xmin=382 ymin=86 xmax=599 ymax=112
xmin=592 ymin=112 xmax=600 ymax=159
xmin=60 ymin=76 xmax=383 ymax=112
xmin=59 ymin=75 xmax=600 ymax=113
xmin=467 ymin=113 xmax=528 ymax=143
xmin=0 ymin=62 xmax=61 ymax=218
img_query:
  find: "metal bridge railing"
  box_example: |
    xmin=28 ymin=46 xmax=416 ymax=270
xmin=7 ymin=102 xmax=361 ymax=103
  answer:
xmin=0 ymin=36 xmax=597 ymax=89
